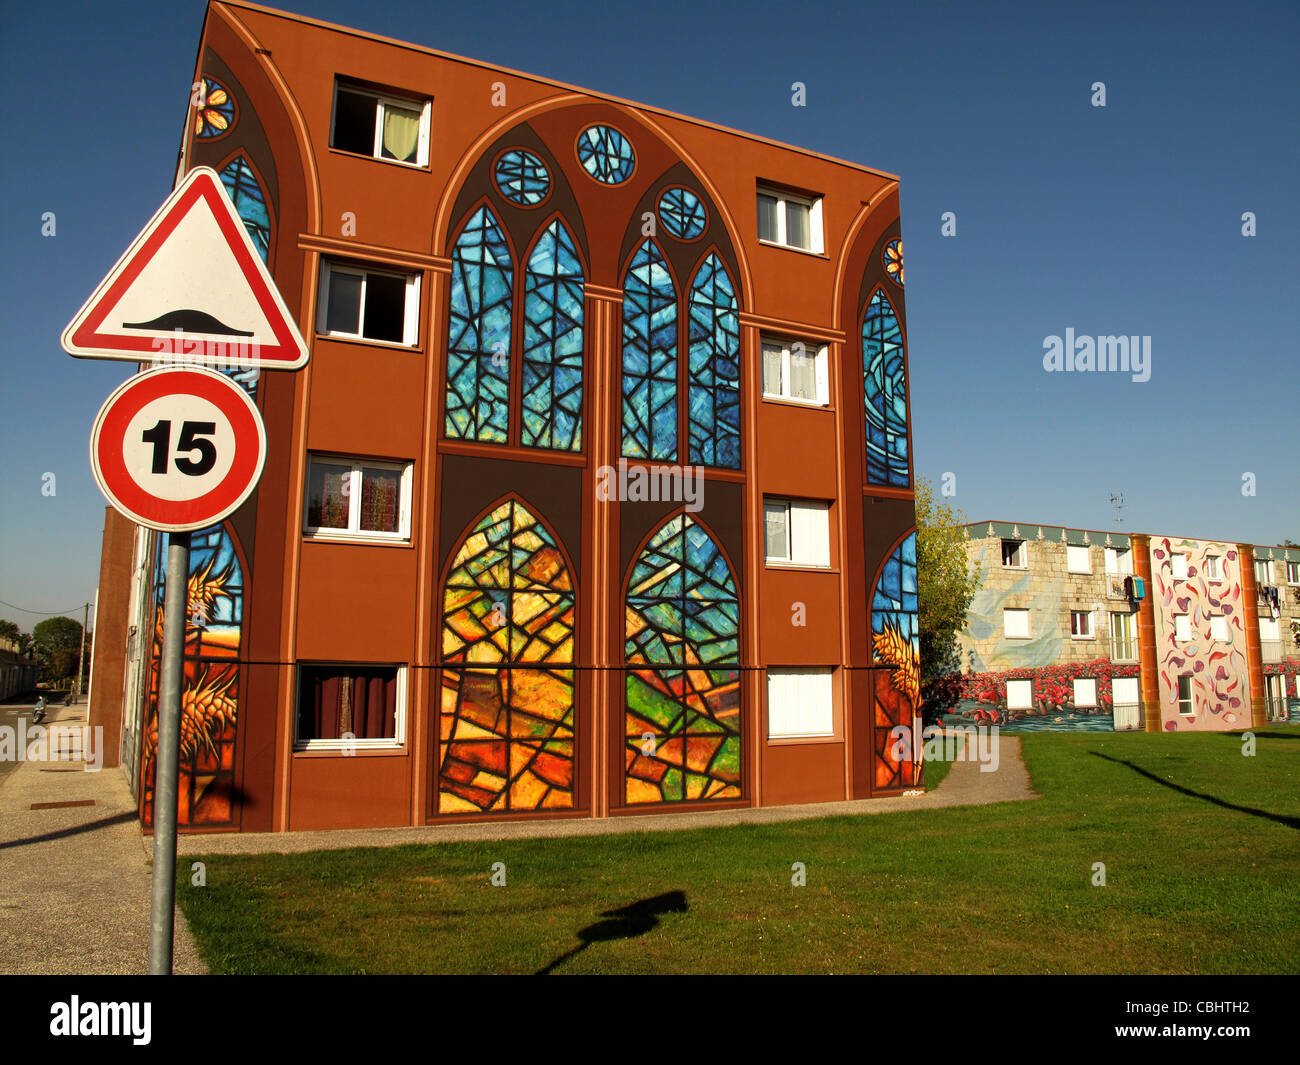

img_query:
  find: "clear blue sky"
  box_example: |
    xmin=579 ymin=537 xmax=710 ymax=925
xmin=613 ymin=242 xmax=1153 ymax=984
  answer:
xmin=1 ymin=0 xmax=1296 ymax=631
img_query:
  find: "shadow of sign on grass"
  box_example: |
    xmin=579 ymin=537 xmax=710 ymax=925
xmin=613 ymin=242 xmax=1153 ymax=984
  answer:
xmin=536 ymin=890 xmax=688 ymax=975
xmin=1090 ymin=751 xmax=1299 ymax=830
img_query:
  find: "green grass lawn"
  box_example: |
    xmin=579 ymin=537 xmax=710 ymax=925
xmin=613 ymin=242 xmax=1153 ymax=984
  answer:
xmin=178 ymin=727 xmax=1300 ymax=974
xmin=921 ymin=748 xmax=953 ymax=790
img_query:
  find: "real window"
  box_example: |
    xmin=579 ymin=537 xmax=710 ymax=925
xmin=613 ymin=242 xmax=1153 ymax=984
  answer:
xmin=761 ymin=337 xmax=829 ymax=405
xmin=1177 ymin=674 xmax=1194 ymax=716
xmin=1205 ymin=555 xmax=1222 ymax=580
xmin=1174 ymin=614 xmax=1192 ymax=642
xmin=318 ymin=260 xmax=421 ymax=346
xmin=296 ymin=663 xmax=406 ymax=750
xmin=305 ymin=455 xmax=412 ymax=541
xmin=764 ymin=498 xmax=831 ymax=567
xmin=1254 ymin=559 xmax=1272 ymax=584
xmin=1001 ymin=539 xmax=1026 ymax=568
xmin=1073 ymin=678 xmax=1097 ymax=707
xmin=1171 ymin=553 xmax=1189 ymax=579
xmin=767 ymin=668 xmax=835 ymax=739
xmin=1209 ymin=615 xmax=1229 ymax=642
xmin=1067 ymin=545 xmax=1092 ymax=573
xmin=331 ymin=81 xmax=430 ymax=167
xmin=1105 ymin=547 xmax=1132 ymax=575
xmin=1287 ymin=561 xmax=1300 ymax=585
xmin=756 ymin=185 xmax=824 ymax=253
xmin=1003 ymin=608 xmax=1030 ymax=639
xmin=1005 ymin=679 xmax=1034 ymax=710
xmin=1070 ymin=610 xmax=1094 ymax=639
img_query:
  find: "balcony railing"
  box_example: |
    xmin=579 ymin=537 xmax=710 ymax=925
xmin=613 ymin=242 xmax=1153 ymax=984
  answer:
xmin=1109 ymin=636 xmax=1139 ymax=662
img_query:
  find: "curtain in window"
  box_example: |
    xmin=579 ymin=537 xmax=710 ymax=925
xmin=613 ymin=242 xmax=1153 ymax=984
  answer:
xmin=621 ymin=239 xmax=678 ymax=461
xmin=446 ymin=206 xmax=513 ymax=442
xmin=521 ymin=220 xmax=584 ymax=451
xmin=299 ymin=667 xmax=396 ymax=740
xmin=625 ymin=514 xmax=740 ymax=804
xmin=381 ymin=106 xmax=421 ymax=163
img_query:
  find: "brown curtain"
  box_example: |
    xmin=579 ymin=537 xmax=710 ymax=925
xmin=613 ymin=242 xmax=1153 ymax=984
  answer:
xmin=299 ymin=666 xmax=396 ymax=740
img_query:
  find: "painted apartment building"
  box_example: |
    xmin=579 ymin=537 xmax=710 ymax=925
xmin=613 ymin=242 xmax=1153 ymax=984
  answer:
xmin=86 ymin=1 xmax=921 ymax=832
xmin=952 ymin=522 xmax=1300 ymax=732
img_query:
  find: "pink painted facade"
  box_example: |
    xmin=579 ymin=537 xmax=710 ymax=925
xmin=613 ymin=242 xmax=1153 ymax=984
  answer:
xmin=1149 ymin=537 xmax=1251 ymax=731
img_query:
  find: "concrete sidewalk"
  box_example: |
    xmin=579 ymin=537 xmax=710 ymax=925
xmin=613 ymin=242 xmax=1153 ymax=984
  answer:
xmin=0 ymin=697 xmax=206 ymax=975
xmin=178 ymin=733 xmax=1037 ymax=856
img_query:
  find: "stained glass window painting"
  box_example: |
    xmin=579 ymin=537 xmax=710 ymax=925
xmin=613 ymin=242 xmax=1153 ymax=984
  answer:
xmin=658 ymin=187 xmax=707 ymax=240
xmin=621 ymin=240 xmax=678 ymax=461
xmin=871 ymin=532 xmax=920 ymax=789
xmin=625 ymin=515 xmax=741 ymax=804
xmin=440 ymin=500 xmax=575 ymax=813
xmin=576 ymin=125 xmax=635 ymax=184
xmin=194 ymin=77 xmax=235 ymax=138
xmin=862 ymin=288 xmax=910 ymax=486
xmin=522 ymin=220 xmax=584 ymax=451
xmin=219 ymin=155 xmax=271 ymax=263
xmin=884 ymin=238 xmax=904 ymax=285
xmin=495 ymin=149 xmax=550 ymax=206
xmin=446 ymin=206 xmax=513 ymax=443
xmin=686 ymin=254 xmax=741 ymax=469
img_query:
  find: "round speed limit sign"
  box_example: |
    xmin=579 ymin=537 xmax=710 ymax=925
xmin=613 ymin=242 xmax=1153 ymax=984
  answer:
xmin=89 ymin=365 xmax=266 ymax=532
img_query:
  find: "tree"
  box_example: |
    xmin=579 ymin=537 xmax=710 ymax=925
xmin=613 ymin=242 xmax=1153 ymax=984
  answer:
xmin=915 ymin=478 xmax=981 ymax=721
xmin=0 ymin=619 xmax=34 ymax=659
xmin=32 ymin=616 xmax=83 ymax=686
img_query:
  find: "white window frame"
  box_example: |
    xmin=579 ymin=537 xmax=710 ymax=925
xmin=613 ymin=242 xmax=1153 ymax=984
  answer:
xmin=1259 ymin=616 xmax=1280 ymax=641
xmin=294 ymin=663 xmax=408 ymax=751
xmin=1205 ymin=555 xmax=1222 ymax=581
xmin=756 ymin=184 xmax=824 ymax=254
xmin=766 ymin=667 xmax=836 ymax=740
xmin=1003 ymin=608 xmax=1030 ymax=640
xmin=764 ymin=498 xmax=831 ymax=568
xmin=1209 ymin=615 xmax=1229 ymax=642
xmin=317 ymin=259 xmax=421 ymax=347
xmin=1067 ymin=544 xmax=1092 ymax=574
xmin=1005 ymin=680 xmax=1034 ymax=710
xmin=1287 ymin=561 xmax=1300 ymax=585
xmin=330 ymin=81 xmax=431 ymax=168
xmin=304 ymin=454 xmax=413 ymax=543
xmin=1105 ymin=547 xmax=1132 ymax=575
xmin=1073 ymin=678 xmax=1098 ymax=707
xmin=1176 ymin=674 xmax=1194 ymax=716
xmin=1254 ymin=559 xmax=1272 ymax=584
xmin=760 ymin=336 xmax=830 ymax=406
xmin=1171 ymin=553 xmax=1189 ymax=579
xmin=1174 ymin=614 xmax=1192 ymax=643
xmin=1070 ymin=609 xmax=1094 ymax=639
xmin=1001 ymin=539 xmax=1027 ymax=569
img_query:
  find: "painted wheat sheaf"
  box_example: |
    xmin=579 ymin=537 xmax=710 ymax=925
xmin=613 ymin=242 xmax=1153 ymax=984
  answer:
xmin=873 ymin=623 xmax=919 ymax=705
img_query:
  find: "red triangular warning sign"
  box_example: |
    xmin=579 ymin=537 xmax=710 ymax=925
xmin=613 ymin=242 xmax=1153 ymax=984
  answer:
xmin=61 ymin=166 xmax=308 ymax=369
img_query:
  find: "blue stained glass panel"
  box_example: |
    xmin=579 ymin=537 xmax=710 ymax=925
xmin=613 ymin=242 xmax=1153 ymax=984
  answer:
xmin=622 ymin=240 xmax=678 ymax=461
xmin=686 ymin=254 xmax=740 ymax=469
xmin=658 ymin=187 xmax=707 ymax=240
xmin=219 ymin=156 xmax=271 ymax=264
xmin=872 ymin=532 xmax=918 ymax=653
xmin=863 ymin=289 xmax=910 ymax=486
xmin=447 ymin=206 xmax=513 ymax=443
xmin=522 ymin=220 xmax=584 ymax=451
xmin=577 ymin=125 xmax=635 ymax=184
xmin=495 ymin=149 xmax=550 ymax=206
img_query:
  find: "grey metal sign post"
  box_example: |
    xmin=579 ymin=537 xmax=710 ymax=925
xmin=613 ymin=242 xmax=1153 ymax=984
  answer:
xmin=148 ymin=531 xmax=190 ymax=975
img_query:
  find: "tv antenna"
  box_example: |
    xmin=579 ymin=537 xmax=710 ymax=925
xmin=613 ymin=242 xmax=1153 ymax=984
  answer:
xmin=1109 ymin=492 xmax=1126 ymax=529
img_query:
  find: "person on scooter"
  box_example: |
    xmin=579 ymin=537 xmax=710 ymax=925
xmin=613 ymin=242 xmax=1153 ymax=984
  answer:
xmin=32 ymin=694 xmax=46 ymax=724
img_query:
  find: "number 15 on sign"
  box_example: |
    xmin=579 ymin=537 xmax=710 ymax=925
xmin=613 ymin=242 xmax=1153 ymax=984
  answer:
xmin=89 ymin=365 xmax=266 ymax=532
